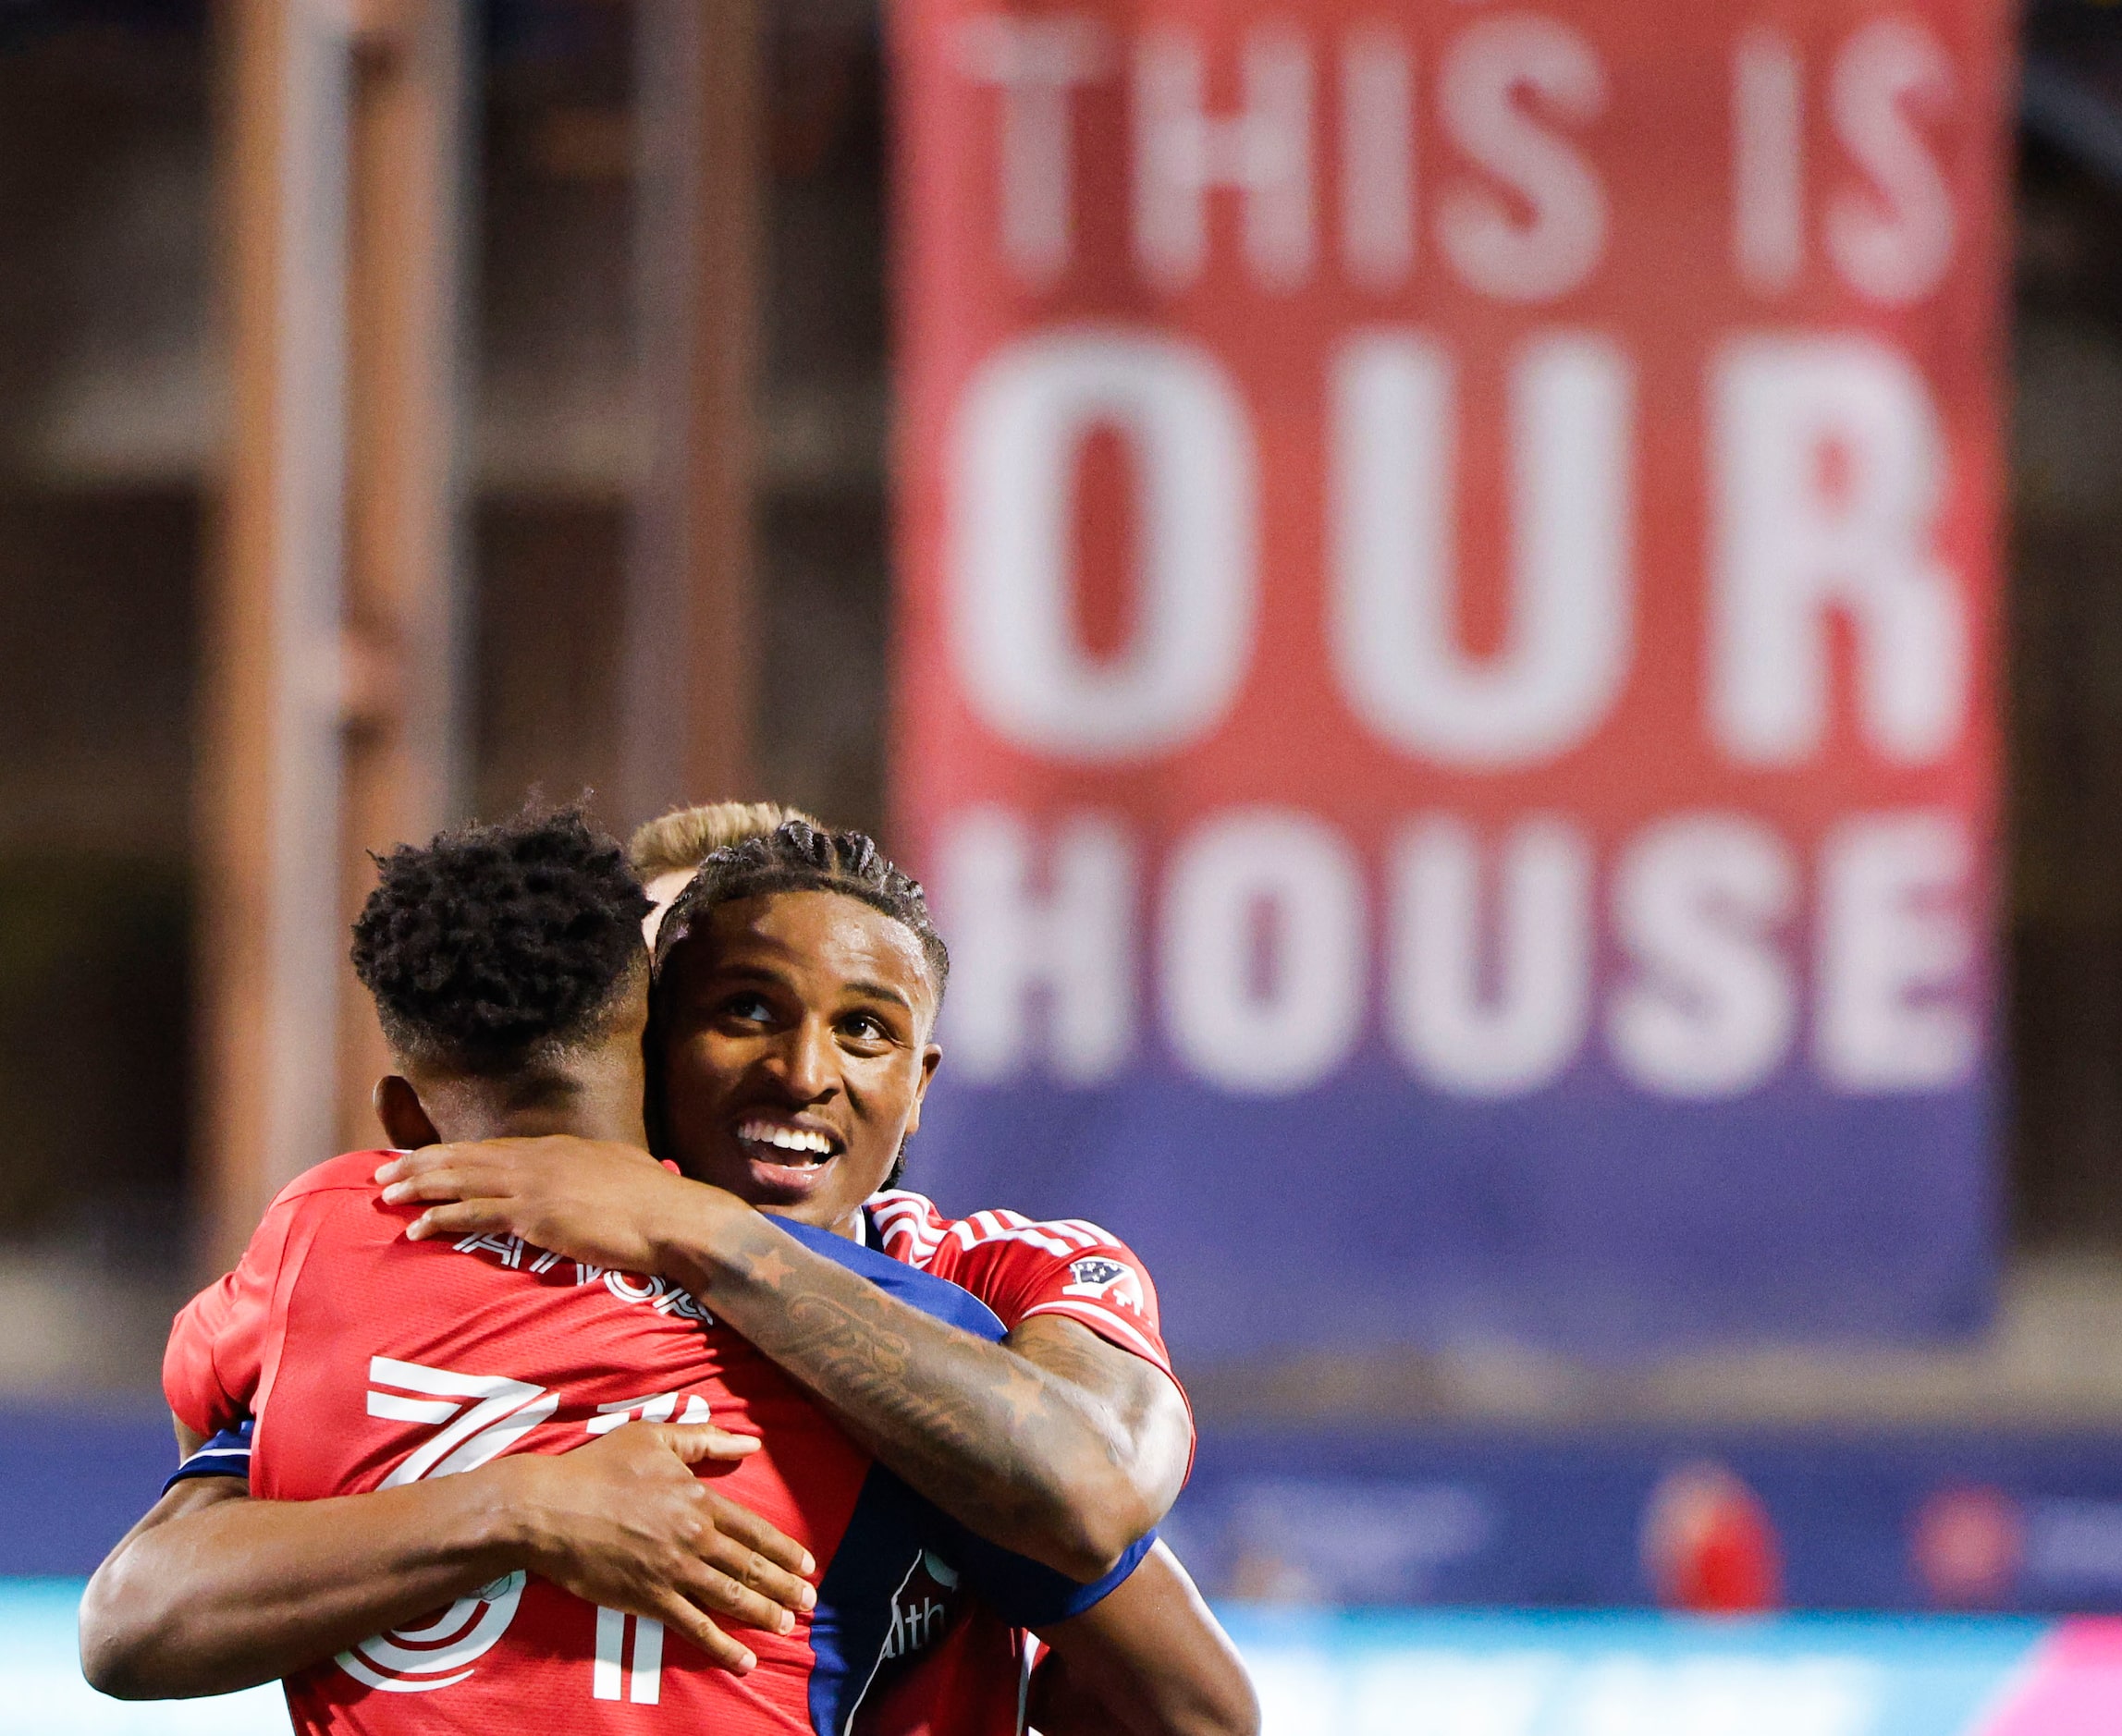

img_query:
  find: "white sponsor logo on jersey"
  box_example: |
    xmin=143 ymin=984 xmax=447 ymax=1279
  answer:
xmin=339 ymin=1357 xmax=557 ymax=1691
xmin=336 ymin=1574 xmax=526 ymax=1693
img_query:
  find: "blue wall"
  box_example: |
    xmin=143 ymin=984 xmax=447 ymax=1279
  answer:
xmin=0 ymin=1402 xmax=177 ymax=1576
xmin=14 ymin=1405 xmax=2122 ymax=1615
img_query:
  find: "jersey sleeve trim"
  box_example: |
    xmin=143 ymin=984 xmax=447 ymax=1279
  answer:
xmin=946 ymin=1523 xmax=1158 ymax=1630
xmin=163 ymin=1421 xmax=253 ymax=1495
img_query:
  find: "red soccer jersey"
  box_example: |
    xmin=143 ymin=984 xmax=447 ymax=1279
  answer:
xmin=164 ymin=1153 xmax=1127 ymax=1736
xmin=854 ymin=1192 xmax=1191 ymax=1736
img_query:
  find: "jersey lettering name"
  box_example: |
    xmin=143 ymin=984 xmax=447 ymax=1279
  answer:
xmin=451 ymin=1232 xmax=714 ymax=1323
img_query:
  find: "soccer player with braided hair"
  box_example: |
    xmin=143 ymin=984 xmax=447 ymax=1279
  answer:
xmin=380 ymin=814 xmax=1251 ymax=1736
xmin=650 ymin=819 xmax=948 ymax=1198
xmin=631 ymin=804 xmax=1248 ymax=1730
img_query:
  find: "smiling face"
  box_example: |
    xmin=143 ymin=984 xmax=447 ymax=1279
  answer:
xmin=655 ymin=889 xmax=943 ymax=1235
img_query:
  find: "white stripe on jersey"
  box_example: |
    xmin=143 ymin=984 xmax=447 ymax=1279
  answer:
xmin=946 ymin=1218 xmax=1078 ymax=1259
xmin=868 ymin=1189 xmax=1176 ymax=1376
xmin=871 ymin=1191 xmax=1117 ymax=1265
xmin=868 ymin=1194 xmax=945 ymax=1260
xmin=979 ymin=1208 xmax=1104 ymax=1250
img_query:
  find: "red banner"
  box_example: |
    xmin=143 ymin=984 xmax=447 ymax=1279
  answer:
xmin=891 ymin=0 xmax=2011 ymax=1355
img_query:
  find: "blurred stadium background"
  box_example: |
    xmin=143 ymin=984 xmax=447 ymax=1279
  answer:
xmin=7 ymin=0 xmax=2122 ymax=1729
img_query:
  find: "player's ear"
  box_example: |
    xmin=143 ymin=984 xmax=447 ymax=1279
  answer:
xmin=373 ymin=1075 xmax=440 ymax=1151
xmin=902 ymin=1043 xmax=942 ymax=1139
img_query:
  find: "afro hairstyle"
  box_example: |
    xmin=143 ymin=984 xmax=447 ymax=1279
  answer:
xmin=351 ymin=806 xmax=652 ymax=1074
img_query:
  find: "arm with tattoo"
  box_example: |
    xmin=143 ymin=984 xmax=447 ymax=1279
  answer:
xmin=673 ymin=1204 xmax=1192 ymax=1580
xmin=380 ymin=1140 xmax=1194 ymax=1581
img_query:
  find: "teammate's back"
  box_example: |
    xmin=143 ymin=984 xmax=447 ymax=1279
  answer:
xmin=170 ymin=1146 xmax=1043 ymax=1735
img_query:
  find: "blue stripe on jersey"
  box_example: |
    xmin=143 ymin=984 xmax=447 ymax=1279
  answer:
xmin=939 ymin=1516 xmax=1157 ymax=1626
xmin=806 ymin=1463 xmax=939 ymax=1736
xmin=164 ymin=1419 xmax=252 ymax=1494
xmin=778 ymin=1216 xmax=1012 ymax=1339
xmin=780 ymin=1218 xmax=1154 ymax=1734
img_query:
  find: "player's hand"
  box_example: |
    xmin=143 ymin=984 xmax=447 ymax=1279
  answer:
xmin=497 ymin=1421 xmax=816 ymax=1675
xmin=375 ymin=1136 xmax=737 ymax=1275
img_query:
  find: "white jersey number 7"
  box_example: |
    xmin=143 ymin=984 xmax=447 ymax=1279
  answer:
xmin=366 ymin=1355 xmax=558 ymax=1486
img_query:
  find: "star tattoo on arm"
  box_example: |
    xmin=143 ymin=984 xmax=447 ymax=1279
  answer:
xmin=996 ymin=1362 xmax=1045 ymax=1426
xmin=741 ymin=1245 xmax=795 ymax=1290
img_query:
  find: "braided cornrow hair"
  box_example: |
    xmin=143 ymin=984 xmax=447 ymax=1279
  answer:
xmin=652 ymin=817 xmax=950 ymax=1008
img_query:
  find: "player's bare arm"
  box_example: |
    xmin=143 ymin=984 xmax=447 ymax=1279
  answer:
xmin=381 ymin=1135 xmax=1192 ymax=1581
xmin=80 ymin=1420 xmax=816 ymax=1699
xmin=1028 ymin=1542 xmax=1259 ymax=1736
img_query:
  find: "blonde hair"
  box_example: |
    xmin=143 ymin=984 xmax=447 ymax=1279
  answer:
xmin=627 ymin=801 xmax=824 ymax=879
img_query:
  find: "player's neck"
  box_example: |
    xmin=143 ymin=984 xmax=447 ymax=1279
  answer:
xmin=417 ymin=1070 xmax=647 ymax=1148
xmin=440 ymin=1107 xmax=647 ymax=1144
xmin=394 ymin=1027 xmax=651 ymax=1147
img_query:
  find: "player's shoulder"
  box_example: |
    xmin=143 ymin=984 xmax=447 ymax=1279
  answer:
xmin=269 ymin=1148 xmax=398 ymax=1209
xmin=868 ymin=1188 xmax=1136 ymax=1265
xmin=866 ymin=1192 xmax=1173 ymax=1375
xmin=221 ymin=1150 xmax=405 ymax=1290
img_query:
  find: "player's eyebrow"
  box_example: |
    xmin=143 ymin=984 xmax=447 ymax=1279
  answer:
xmin=842 ymin=979 xmax=914 ymax=1014
xmin=681 ymin=960 xmax=793 ymax=999
xmin=688 ymin=957 xmax=917 ymax=1017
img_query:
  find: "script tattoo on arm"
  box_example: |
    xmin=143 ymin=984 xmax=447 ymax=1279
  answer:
xmin=662 ymin=1212 xmax=1165 ymax=1581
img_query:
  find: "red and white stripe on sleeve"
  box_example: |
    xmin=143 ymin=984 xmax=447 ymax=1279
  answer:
xmin=866 ymin=1190 xmax=1176 ymax=1378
